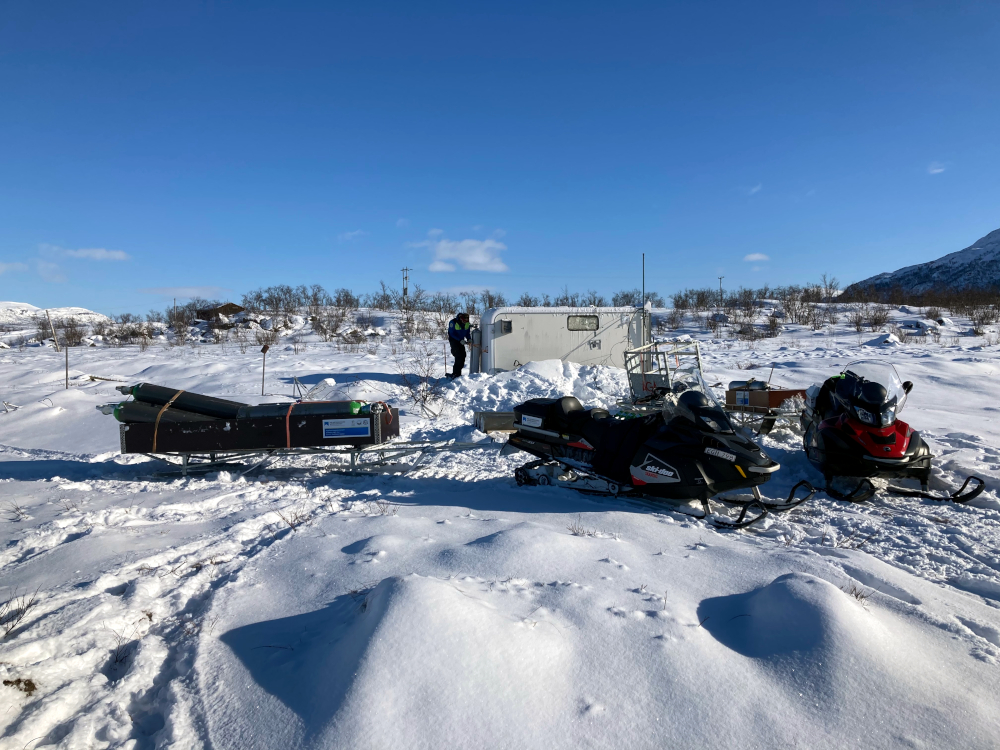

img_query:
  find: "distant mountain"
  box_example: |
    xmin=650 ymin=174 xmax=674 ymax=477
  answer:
xmin=844 ymin=228 xmax=1000 ymax=295
xmin=0 ymin=301 xmax=109 ymax=328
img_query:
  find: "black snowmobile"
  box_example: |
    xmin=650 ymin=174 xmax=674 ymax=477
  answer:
xmin=502 ymin=388 xmax=813 ymax=528
xmin=801 ymin=360 xmax=984 ymax=503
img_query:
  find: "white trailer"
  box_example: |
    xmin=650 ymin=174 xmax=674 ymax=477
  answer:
xmin=471 ymin=306 xmax=651 ymax=374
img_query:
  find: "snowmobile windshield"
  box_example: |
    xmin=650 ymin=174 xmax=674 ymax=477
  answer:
xmin=839 ymin=360 xmax=907 ymax=428
xmin=675 ymin=388 xmax=736 ymax=434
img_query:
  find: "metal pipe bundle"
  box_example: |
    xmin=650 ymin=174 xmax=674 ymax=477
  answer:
xmin=118 ymin=383 xmax=244 ymax=419
xmin=113 ymin=401 xmax=219 ymax=424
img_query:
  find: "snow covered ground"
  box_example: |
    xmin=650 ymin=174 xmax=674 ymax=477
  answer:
xmin=2 ymin=305 xmax=1000 ymax=749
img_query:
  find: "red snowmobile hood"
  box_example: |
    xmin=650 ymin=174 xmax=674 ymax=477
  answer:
xmin=822 ymin=413 xmax=913 ymax=459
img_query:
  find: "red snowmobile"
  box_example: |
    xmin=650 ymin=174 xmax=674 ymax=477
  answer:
xmin=801 ymin=360 xmax=984 ymax=503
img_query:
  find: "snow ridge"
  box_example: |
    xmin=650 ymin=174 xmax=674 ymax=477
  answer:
xmin=845 ymin=227 xmax=1000 ymax=294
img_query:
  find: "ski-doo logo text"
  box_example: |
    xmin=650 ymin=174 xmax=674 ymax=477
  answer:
xmin=629 ymin=454 xmax=681 ymax=484
xmin=704 ymin=447 xmax=736 ymax=462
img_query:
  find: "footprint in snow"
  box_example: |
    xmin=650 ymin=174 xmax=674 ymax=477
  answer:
xmin=958 ymin=616 xmax=1000 ymax=648
xmin=599 ymin=557 xmax=628 ymax=570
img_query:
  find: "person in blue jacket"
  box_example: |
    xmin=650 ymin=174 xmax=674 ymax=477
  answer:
xmin=447 ymin=312 xmax=472 ymax=379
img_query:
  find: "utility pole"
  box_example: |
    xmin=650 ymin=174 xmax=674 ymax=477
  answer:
xmin=717 ymin=276 xmax=725 ymax=309
xmin=401 ymin=267 xmax=412 ymax=301
xmin=642 ymin=253 xmax=645 ymax=307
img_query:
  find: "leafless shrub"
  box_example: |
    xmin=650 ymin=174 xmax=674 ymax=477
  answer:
xmin=314 ymin=307 xmax=348 ymax=341
xmin=274 ymin=508 xmax=310 ymax=530
xmin=835 ymin=527 xmax=878 ymax=550
xmin=92 ymin=318 xmax=110 ymax=338
xmin=566 ymin=516 xmax=620 ymax=539
xmin=59 ymin=316 xmax=86 ymax=346
xmin=968 ymin=304 xmax=998 ymax=335
xmin=662 ymin=308 xmax=684 ymax=331
xmin=395 ymin=345 xmax=445 ymax=417
xmin=365 ymin=499 xmax=399 ymax=516
xmin=846 ymin=304 xmax=867 ymax=333
xmin=567 ymin=516 xmax=596 ymax=536
xmin=3 ymin=500 xmax=28 ymax=521
xmin=926 ymin=306 xmax=941 ymax=321
xmin=255 ymin=328 xmax=280 ymax=347
xmin=841 ymin=583 xmax=872 ymax=606
xmin=1 ymin=587 xmax=41 ymax=638
xmin=765 ymin=314 xmax=781 ymax=338
xmin=106 ymin=621 xmax=140 ymax=665
xmin=865 ymin=302 xmax=891 ymax=331
xmin=233 ymin=326 xmax=250 ymax=353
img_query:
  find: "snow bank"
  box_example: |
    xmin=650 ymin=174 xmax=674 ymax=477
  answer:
xmin=864 ymin=332 xmax=901 ymax=346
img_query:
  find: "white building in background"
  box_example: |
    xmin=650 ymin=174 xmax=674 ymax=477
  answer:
xmin=471 ymin=305 xmax=651 ymax=374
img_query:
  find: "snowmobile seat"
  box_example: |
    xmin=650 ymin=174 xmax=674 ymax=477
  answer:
xmin=515 ymin=397 xmax=586 ymax=432
xmin=565 ymin=407 xmax=611 ymax=433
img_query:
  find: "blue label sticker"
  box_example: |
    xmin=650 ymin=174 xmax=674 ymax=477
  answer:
xmin=322 ymin=418 xmax=371 ymax=439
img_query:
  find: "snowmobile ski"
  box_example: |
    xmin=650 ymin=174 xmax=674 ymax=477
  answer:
xmin=885 ymin=475 xmax=986 ymax=504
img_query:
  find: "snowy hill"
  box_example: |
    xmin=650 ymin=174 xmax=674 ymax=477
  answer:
xmin=0 ymin=301 xmax=110 ymax=327
xmin=844 ymin=227 xmax=1000 ymax=295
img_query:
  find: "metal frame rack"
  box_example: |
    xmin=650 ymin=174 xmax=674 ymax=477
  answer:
xmin=145 ymin=440 xmax=497 ymax=477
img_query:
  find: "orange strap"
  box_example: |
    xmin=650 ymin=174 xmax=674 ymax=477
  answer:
xmin=375 ymin=402 xmax=393 ymax=423
xmin=152 ymin=390 xmax=185 ymax=452
xmin=285 ymin=402 xmax=296 ymax=448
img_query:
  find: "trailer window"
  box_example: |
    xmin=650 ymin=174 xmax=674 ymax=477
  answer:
xmin=567 ymin=315 xmax=599 ymax=331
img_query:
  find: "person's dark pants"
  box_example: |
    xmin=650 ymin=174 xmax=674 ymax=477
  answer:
xmin=450 ymin=339 xmax=467 ymax=377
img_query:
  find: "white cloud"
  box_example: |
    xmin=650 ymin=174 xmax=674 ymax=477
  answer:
xmin=743 ymin=253 xmax=770 ymax=262
xmin=65 ymin=247 xmax=130 ymax=261
xmin=39 ymin=244 xmax=130 ymax=261
xmin=0 ymin=262 xmax=28 ymax=276
xmin=740 ymin=183 xmax=763 ymax=195
xmin=37 ymin=260 xmax=67 ymax=283
xmin=409 ymin=236 xmax=509 ymax=273
xmin=928 ymin=161 xmax=947 ymax=174
xmin=140 ymin=286 xmax=233 ymax=299
xmin=396 ymin=218 xmax=409 ymax=228
xmin=427 ymin=228 xmax=444 ymax=238
xmin=492 ymin=228 xmax=506 ymax=239
xmin=337 ymin=230 xmax=368 ymax=242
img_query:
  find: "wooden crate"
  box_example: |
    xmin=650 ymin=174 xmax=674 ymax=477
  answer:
xmin=725 ymin=387 xmax=806 ymax=411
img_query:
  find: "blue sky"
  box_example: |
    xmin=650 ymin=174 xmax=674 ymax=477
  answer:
xmin=1 ymin=1 xmax=999 ymax=315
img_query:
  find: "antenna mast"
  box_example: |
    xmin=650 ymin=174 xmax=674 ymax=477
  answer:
xmin=401 ymin=267 xmax=412 ymax=300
